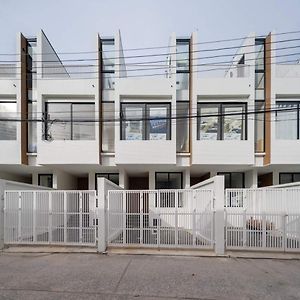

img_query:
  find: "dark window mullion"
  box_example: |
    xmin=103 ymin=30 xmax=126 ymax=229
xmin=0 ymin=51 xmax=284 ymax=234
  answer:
xmin=298 ymin=104 xmax=300 ymax=140
xmin=71 ymin=103 xmax=74 ymax=140
xmin=219 ymin=104 xmax=223 ymax=140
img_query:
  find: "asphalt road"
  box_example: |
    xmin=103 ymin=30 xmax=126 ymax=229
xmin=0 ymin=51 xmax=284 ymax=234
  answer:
xmin=0 ymin=252 xmax=299 ymax=299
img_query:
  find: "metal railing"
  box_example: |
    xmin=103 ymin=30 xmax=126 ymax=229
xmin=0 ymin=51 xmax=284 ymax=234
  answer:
xmin=107 ymin=189 xmax=214 ymax=249
xmin=4 ymin=190 xmax=97 ymax=246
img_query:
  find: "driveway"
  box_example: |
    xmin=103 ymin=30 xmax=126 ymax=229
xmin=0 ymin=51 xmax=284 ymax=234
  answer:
xmin=0 ymin=252 xmax=299 ymax=299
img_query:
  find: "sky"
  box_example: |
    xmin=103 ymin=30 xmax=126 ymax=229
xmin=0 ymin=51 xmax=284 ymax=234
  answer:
xmin=1 ymin=0 xmax=300 ymax=54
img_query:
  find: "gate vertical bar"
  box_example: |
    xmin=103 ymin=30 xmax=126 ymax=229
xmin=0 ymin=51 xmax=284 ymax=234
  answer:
xmin=157 ymin=191 xmax=160 ymax=248
xmin=33 ymin=192 xmax=36 ymax=243
xmin=175 ymin=191 xmax=178 ymax=247
xmin=64 ymin=192 xmax=67 ymax=243
xmin=140 ymin=192 xmax=143 ymax=245
xmin=262 ymin=213 xmax=267 ymax=250
xmin=18 ymin=191 xmax=21 ymax=242
xmin=79 ymin=192 xmax=82 ymax=244
xmin=243 ymin=210 xmax=247 ymax=247
xmin=192 ymin=191 xmax=196 ymax=246
xmin=282 ymin=214 xmax=286 ymax=252
xmin=49 ymin=192 xmax=52 ymax=243
xmin=122 ymin=191 xmax=126 ymax=245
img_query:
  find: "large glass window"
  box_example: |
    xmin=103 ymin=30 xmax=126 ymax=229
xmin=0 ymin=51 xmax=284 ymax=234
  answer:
xmin=218 ymin=172 xmax=245 ymax=188
xmin=255 ymin=102 xmax=265 ymax=152
xmin=279 ymin=173 xmax=300 ymax=185
xmin=198 ymin=103 xmax=247 ymax=140
xmin=45 ymin=102 xmax=95 ymax=141
xmin=176 ymin=39 xmax=189 ymax=90
xmin=276 ymin=102 xmax=299 ymax=140
xmin=0 ymin=102 xmax=17 ymax=140
xmin=121 ymin=103 xmax=171 ymax=140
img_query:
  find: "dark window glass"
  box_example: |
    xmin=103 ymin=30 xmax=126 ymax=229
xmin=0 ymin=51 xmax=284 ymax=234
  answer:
xmin=218 ymin=172 xmax=244 ymax=188
xmin=155 ymin=172 xmax=182 ymax=189
xmin=38 ymin=174 xmax=53 ymax=188
xmin=279 ymin=173 xmax=300 ymax=184
xmin=176 ymin=101 xmax=189 ymax=152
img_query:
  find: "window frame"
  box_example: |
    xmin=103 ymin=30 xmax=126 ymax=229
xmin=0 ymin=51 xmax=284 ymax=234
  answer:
xmin=217 ymin=172 xmax=245 ymax=189
xmin=155 ymin=172 xmax=183 ymax=189
xmin=38 ymin=174 xmax=53 ymax=188
xmin=95 ymin=173 xmax=119 ymax=189
xmin=0 ymin=101 xmax=17 ymax=141
xmin=197 ymin=102 xmax=247 ymax=141
xmin=279 ymin=173 xmax=300 ymax=185
xmin=276 ymin=101 xmax=300 ymax=140
xmin=44 ymin=101 xmax=95 ymax=141
xmin=120 ymin=102 xmax=171 ymax=141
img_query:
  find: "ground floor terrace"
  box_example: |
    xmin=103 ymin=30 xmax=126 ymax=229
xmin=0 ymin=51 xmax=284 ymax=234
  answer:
xmin=1 ymin=164 xmax=300 ymax=191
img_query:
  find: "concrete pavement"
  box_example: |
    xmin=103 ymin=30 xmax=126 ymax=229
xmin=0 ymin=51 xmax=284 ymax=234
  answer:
xmin=0 ymin=252 xmax=300 ymax=299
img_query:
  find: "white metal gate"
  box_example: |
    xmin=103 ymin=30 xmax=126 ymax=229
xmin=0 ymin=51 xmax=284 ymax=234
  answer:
xmin=225 ymin=189 xmax=300 ymax=252
xmin=107 ymin=189 xmax=214 ymax=249
xmin=4 ymin=190 xmax=97 ymax=246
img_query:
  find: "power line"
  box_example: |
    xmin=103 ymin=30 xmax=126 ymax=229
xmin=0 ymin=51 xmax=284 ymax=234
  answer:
xmin=0 ymin=36 xmax=299 ymax=63
xmin=1 ymin=30 xmax=300 ymax=57
xmin=0 ymin=106 xmax=298 ymax=123
xmin=0 ymin=56 xmax=298 ymax=80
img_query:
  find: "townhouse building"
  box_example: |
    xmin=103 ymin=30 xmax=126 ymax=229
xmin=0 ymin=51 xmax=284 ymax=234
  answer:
xmin=0 ymin=30 xmax=300 ymax=191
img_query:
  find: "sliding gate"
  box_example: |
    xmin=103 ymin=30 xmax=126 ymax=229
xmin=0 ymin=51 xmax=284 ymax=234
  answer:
xmin=4 ymin=190 xmax=97 ymax=246
xmin=107 ymin=189 xmax=214 ymax=249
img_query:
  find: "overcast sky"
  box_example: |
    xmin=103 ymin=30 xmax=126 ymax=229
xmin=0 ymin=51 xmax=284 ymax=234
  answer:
xmin=1 ymin=0 xmax=300 ymax=54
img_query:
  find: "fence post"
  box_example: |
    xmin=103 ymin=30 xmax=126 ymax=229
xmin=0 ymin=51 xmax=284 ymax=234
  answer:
xmin=140 ymin=192 xmax=143 ymax=245
xmin=49 ymin=192 xmax=52 ymax=243
xmin=282 ymin=214 xmax=286 ymax=252
xmin=243 ymin=209 xmax=247 ymax=247
xmin=122 ymin=191 xmax=126 ymax=246
xmin=175 ymin=191 xmax=178 ymax=247
xmin=97 ymin=178 xmax=107 ymax=253
xmin=214 ymin=176 xmax=225 ymax=255
xmin=79 ymin=192 xmax=83 ymax=244
xmin=18 ymin=192 xmax=22 ymax=242
xmin=33 ymin=192 xmax=36 ymax=243
xmin=0 ymin=182 xmax=5 ymax=249
xmin=64 ymin=192 xmax=67 ymax=243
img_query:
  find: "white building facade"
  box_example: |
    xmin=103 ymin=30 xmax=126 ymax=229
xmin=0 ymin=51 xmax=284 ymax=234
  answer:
xmin=0 ymin=30 xmax=300 ymax=191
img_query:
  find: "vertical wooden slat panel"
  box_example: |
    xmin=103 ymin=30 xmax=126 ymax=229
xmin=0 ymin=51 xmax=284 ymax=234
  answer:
xmin=264 ymin=33 xmax=272 ymax=165
xmin=20 ymin=34 xmax=28 ymax=165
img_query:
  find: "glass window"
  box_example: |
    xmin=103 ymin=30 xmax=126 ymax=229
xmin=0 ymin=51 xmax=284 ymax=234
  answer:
xmin=276 ymin=102 xmax=299 ymax=140
xmin=72 ymin=104 xmax=95 ymax=140
xmin=102 ymin=102 xmax=115 ymax=152
xmin=121 ymin=103 xmax=171 ymax=140
xmin=148 ymin=105 xmax=170 ymax=140
xmin=46 ymin=103 xmax=71 ymax=140
xmin=255 ymin=40 xmax=265 ymax=71
xmin=218 ymin=172 xmax=244 ymax=188
xmin=176 ymin=72 xmax=189 ymax=90
xmin=103 ymin=73 xmax=115 ymax=90
xmin=122 ymin=104 xmax=144 ymax=140
xmin=102 ymin=39 xmax=115 ymax=72
xmin=95 ymin=173 xmax=119 ymax=189
xmin=279 ymin=173 xmax=300 ymax=184
xmin=255 ymin=102 xmax=265 ymax=153
xmin=155 ymin=172 xmax=182 ymax=189
xmin=198 ymin=103 xmax=247 ymax=140
xmin=45 ymin=102 xmax=95 ymax=141
xmin=198 ymin=104 xmax=220 ymax=140
xmin=176 ymin=40 xmax=189 ymax=72
xmin=28 ymin=101 xmax=37 ymax=152
xmin=0 ymin=102 xmax=17 ymax=140
xmin=223 ymin=105 xmax=246 ymax=140
xmin=176 ymin=102 xmax=189 ymax=152
xmin=38 ymin=174 xmax=53 ymax=188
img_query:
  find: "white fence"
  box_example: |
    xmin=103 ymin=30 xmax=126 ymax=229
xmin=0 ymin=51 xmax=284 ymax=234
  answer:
xmin=225 ymin=189 xmax=300 ymax=252
xmin=107 ymin=189 xmax=214 ymax=249
xmin=4 ymin=190 xmax=96 ymax=246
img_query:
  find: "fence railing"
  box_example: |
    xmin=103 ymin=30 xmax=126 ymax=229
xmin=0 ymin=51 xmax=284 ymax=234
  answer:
xmin=225 ymin=188 xmax=300 ymax=213
xmin=225 ymin=212 xmax=300 ymax=252
xmin=4 ymin=190 xmax=96 ymax=246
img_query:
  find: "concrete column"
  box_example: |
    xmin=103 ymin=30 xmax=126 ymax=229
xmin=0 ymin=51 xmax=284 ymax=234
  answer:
xmin=273 ymin=171 xmax=279 ymax=185
xmin=183 ymin=169 xmax=190 ymax=188
xmin=245 ymin=169 xmax=258 ymax=188
xmin=88 ymin=172 xmax=95 ymax=190
xmin=97 ymin=177 xmax=107 ymax=253
xmin=149 ymin=170 xmax=155 ymax=190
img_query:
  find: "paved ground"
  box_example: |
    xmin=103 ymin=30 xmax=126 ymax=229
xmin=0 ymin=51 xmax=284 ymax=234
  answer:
xmin=0 ymin=253 xmax=300 ymax=299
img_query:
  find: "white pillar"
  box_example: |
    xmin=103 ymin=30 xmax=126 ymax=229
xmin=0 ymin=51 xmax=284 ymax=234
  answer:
xmin=183 ymin=169 xmax=190 ymax=189
xmin=213 ymin=176 xmax=225 ymax=256
xmin=97 ymin=177 xmax=107 ymax=253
